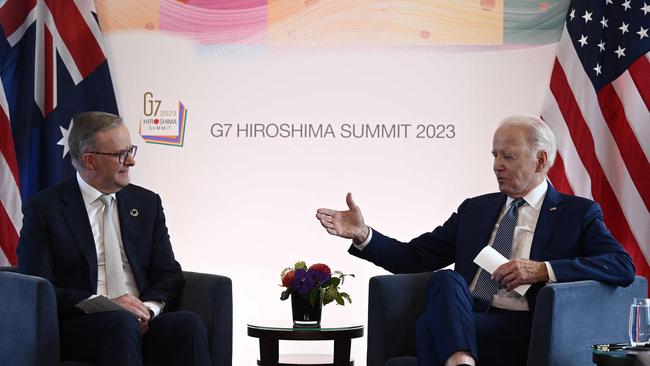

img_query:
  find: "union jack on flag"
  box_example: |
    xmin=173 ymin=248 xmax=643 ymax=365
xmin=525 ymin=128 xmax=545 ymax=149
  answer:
xmin=0 ymin=0 xmax=118 ymax=266
xmin=542 ymin=0 xmax=650 ymax=282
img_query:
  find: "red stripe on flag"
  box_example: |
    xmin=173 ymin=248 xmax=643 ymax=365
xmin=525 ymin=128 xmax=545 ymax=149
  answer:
xmin=597 ymin=84 xmax=650 ymax=211
xmin=0 ymin=0 xmax=36 ymax=38
xmin=549 ymin=59 xmax=650 ymax=281
xmin=547 ymin=154 xmax=574 ymax=195
xmin=0 ymin=107 xmax=19 ymax=184
xmin=44 ymin=0 xmax=105 ymax=78
xmin=628 ymin=56 xmax=650 ymax=109
xmin=44 ymin=25 xmax=54 ymax=116
xmin=0 ymin=203 xmax=18 ymax=265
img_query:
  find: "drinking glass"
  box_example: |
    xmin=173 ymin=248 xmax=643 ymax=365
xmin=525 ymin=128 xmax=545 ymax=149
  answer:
xmin=629 ymin=298 xmax=650 ymax=346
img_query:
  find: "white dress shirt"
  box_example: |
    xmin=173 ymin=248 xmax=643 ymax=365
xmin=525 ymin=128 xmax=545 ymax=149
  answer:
xmin=354 ymin=180 xmax=556 ymax=311
xmin=77 ymin=173 xmax=163 ymax=317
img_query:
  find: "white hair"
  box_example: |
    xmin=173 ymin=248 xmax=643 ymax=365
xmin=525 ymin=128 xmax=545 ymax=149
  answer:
xmin=498 ymin=114 xmax=557 ymax=174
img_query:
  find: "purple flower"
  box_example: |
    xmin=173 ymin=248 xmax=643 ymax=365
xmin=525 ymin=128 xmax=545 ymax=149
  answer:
xmin=290 ymin=268 xmax=332 ymax=295
xmin=309 ymin=268 xmax=331 ymax=285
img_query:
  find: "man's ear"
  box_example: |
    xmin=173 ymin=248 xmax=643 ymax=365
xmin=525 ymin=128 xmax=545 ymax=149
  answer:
xmin=81 ymin=153 xmax=95 ymax=171
xmin=536 ymin=150 xmax=548 ymax=173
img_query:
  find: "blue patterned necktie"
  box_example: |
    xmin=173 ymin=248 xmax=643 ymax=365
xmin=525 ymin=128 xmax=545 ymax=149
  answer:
xmin=472 ymin=198 xmax=526 ymax=304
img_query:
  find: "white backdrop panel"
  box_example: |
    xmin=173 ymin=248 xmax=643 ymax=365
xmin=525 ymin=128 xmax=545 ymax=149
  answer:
xmin=104 ymin=32 xmax=556 ymax=364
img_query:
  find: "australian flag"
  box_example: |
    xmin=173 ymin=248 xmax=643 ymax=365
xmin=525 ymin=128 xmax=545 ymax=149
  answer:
xmin=0 ymin=0 xmax=118 ymax=265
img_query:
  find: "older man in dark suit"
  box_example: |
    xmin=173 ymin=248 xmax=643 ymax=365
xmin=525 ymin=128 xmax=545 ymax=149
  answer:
xmin=316 ymin=115 xmax=635 ymax=366
xmin=17 ymin=112 xmax=210 ymax=366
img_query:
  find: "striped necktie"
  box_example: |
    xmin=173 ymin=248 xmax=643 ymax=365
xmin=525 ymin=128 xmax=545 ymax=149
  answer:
xmin=471 ymin=198 xmax=526 ymax=304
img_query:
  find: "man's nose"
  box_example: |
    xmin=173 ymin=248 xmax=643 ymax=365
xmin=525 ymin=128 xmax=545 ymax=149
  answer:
xmin=124 ymin=154 xmax=136 ymax=167
xmin=493 ymin=157 xmax=503 ymax=171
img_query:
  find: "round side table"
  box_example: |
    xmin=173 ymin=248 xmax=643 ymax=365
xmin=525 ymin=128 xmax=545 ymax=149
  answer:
xmin=247 ymin=323 xmax=364 ymax=366
xmin=592 ymin=343 xmax=649 ymax=366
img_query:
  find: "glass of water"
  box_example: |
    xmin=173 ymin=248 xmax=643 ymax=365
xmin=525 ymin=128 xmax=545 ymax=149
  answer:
xmin=629 ymin=298 xmax=650 ymax=346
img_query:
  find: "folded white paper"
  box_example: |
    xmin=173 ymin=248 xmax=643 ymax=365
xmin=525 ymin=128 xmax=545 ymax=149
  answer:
xmin=75 ymin=295 xmax=130 ymax=314
xmin=473 ymin=246 xmax=531 ymax=296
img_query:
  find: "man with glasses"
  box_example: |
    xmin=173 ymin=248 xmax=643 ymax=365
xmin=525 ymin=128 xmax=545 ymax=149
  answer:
xmin=17 ymin=112 xmax=210 ymax=366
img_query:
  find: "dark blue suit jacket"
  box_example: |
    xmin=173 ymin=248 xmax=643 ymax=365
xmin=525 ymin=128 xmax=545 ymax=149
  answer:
xmin=349 ymin=184 xmax=635 ymax=309
xmin=17 ymin=179 xmax=184 ymax=318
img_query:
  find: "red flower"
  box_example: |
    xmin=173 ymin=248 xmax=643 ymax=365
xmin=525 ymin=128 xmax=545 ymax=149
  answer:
xmin=282 ymin=270 xmax=295 ymax=288
xmin=309 ymin=263 xmax=331 ymax=275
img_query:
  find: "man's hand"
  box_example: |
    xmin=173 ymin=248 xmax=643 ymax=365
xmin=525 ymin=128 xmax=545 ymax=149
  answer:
xmin=316 ymin=193 xmax=369 ymax=244
xmin=140 ymin=318 xmax=149 ymax=335
xmin=113 ymin=293 xmax=151 ymax=323
xmin=492 ymin=259 xmax=549 ymax=291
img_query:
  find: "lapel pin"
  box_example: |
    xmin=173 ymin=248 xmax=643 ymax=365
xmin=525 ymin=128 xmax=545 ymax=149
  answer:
xmin=549 ymin=207 xmax=557 ymax=211
xmin=130 ymin=208 xmax=139 ymax=217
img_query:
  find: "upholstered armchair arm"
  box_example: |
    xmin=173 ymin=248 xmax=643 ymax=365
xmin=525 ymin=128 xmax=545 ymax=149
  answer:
xmin=528 ymin=276 xmax=647 ymax=366
xmin=179 ymin=271 xmax=233 ymax=366
xmin=367 ymin=272 xmax=433 ymax=366
xmin=0 ymin=270 xmax=60 ymax=366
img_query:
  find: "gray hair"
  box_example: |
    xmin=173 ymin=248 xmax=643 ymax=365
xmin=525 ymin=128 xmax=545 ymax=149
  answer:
xmin=69 ymin=112 xmax=123 ymax=171
xmin=499 ymin=115 xmax=557 ymax=174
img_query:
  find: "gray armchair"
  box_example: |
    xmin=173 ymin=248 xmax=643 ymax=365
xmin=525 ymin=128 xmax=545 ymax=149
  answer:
xmin=0 ymin=267 xmax=232 ymax=366
xmin=367 ymin=272 xmax=647 ymax=366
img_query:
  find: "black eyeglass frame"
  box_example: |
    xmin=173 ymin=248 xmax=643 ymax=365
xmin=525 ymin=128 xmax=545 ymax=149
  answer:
xmin=86 ymin=145 xmax=138 ymax=164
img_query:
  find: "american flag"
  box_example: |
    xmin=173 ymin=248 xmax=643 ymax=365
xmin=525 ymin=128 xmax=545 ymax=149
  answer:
xmin=0 ymin=0 xmax=118 ymax=266
xmin=542 ymin=0 xmax=650 ymax=281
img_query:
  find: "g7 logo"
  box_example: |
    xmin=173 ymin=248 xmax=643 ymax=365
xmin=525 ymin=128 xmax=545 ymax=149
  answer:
xmin=143 ymin=92 xmax=161 ymax=116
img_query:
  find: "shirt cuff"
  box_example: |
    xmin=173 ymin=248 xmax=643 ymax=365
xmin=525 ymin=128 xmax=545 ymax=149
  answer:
xmin=352 ymin=227 xmax=373 ymax=251
xmin=144 ymin=301 xmax=164 ymax=318
xmin=544 ymin=261 xmax=557 ymax=283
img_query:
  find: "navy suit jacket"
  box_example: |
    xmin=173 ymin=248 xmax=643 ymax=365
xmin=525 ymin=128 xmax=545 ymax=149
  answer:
xmin=17 ymin=179 xmax=184 ymax=318
xmin=349 ymin=184 xmax=635 ymax=309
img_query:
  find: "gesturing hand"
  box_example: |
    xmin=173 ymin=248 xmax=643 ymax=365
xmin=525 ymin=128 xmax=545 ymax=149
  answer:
xmin=492 ymin=259 xmax=549 ymax=291
xmin=316 ymin=193 xmax=370 ymax=244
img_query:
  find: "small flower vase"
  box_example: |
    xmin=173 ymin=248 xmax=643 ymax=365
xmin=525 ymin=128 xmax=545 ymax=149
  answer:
xmin=291 ymin=292 xmax=322 ymax=327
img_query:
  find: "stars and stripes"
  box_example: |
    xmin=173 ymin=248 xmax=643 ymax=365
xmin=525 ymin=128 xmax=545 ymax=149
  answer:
xmin=542 ymin=0 xmax=650 ymax=281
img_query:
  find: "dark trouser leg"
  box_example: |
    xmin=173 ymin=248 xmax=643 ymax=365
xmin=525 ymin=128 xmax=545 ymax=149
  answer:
xmin=59 ymin=310 xmax=142 ymax=366
xmin=473 ymin=309 xmax=532 ymax=366
xmin=415 ymin=269 xmax=533 ymax=366
xmin=143 ymin=310 xmax=210 ymax=366
xmin=416 ymin=269 xmax=477 ymax=365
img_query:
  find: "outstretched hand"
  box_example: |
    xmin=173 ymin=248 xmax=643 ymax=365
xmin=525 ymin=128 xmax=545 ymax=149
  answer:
xmin=316 ymin=193 xmax=370 ymax=243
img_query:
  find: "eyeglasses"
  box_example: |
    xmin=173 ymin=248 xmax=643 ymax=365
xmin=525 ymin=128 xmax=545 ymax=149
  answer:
xmin=87 ymin=145 xmax=138 ymax=164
